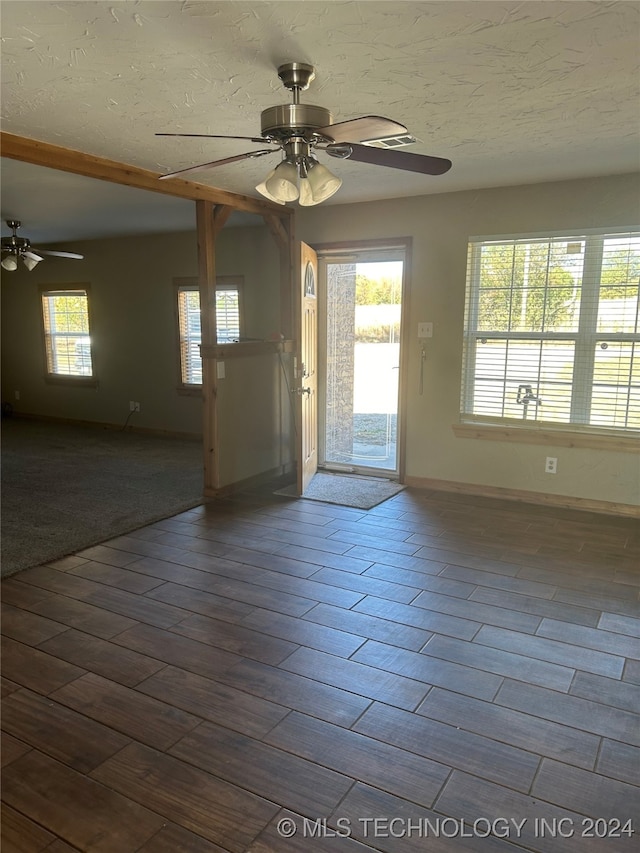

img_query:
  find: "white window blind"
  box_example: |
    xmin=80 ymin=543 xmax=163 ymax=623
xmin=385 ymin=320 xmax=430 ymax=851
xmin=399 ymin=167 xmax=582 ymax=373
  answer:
xmin=177 ymin=288 xmax=203 ymax=385
xmin=41 ymin=289 xmax=93 ymax=377
xmin=461 ymin=230 xmax=640 ymax=431
xmin=177 ymin=280 xmax=242 ymax=385
xmin=215 ymin=287 xmax=241 ymax=343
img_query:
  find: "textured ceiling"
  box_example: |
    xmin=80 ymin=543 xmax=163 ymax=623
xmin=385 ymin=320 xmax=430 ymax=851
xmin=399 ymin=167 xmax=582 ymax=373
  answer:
xmin=1 ymin=0 xmax=639 ymax=241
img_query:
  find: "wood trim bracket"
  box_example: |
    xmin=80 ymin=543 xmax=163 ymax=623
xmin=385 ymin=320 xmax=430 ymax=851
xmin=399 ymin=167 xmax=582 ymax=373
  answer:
xmin=263 ymin=214 xmax=290 ymax=249
xmin=212 ymin=205 xmax=234 ymax=234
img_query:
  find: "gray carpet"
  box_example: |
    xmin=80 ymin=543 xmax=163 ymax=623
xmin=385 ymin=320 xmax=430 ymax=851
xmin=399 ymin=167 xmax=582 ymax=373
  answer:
xmin=1 ymin=418 xmax=204 ymax=577
xmin=276 ymin=471 xmax=405 ymax=509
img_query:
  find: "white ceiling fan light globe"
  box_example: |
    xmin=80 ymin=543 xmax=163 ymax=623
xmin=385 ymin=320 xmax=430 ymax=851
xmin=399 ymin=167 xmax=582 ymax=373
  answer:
xmin=22 ymin=255 xmax=41 ymax=271
xmin=255 ymin=171 xmax=286 ymax=205
xmin=264 ymin=161 xmax=299 ymax=202
xmin=298 ymin=177 xmax=322 ymax=206
xmin=307 ymin=162 xmax=342 ymax=202
xmin=1 ymin=254 xmax=18 ymax=271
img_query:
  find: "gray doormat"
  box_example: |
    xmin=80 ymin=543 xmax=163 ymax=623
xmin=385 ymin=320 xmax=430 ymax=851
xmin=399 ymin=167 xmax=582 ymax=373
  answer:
xmin=275 ymin=472 xmax=405 ymax=510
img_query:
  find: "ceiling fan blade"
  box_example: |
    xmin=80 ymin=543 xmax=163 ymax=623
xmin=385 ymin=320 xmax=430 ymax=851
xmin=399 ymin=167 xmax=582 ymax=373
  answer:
xmin=159 ymin=149 xmax=276 ymax=181
xmin=23 ymin=250 xmax=44 ymax=261
xmin=156 ymin=132 xmax=272 ymax=143
xmin=326 ymin=142 xmax=452 ymax=175
xmin=317 ymin=116 xmax=408 ymax=144
xmin=34 ymin=249 xmax=84 ymax=259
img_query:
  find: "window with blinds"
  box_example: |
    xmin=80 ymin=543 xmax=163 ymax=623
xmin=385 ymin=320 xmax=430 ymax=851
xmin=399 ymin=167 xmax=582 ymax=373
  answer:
xmin=41 ymin=288 xmax=93 ymax=377
xmin=461 ymin=230 xmax=640 ymax=431
xmin=177 ymin=288 xmax=203 ymax=385
xmin=215 ymin=287 xmax=241 ymax=343
xmin=177 ymin=279 xmax=242 ymax=385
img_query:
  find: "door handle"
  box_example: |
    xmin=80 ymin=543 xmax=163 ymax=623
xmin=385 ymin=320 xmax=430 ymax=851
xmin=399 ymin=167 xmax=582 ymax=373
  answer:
xmin=297 ymin=386 xmax=312 ymax=396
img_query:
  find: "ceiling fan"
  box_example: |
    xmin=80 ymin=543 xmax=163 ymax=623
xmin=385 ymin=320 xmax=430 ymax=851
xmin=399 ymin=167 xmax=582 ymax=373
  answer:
xmin=1 ymin=220 xmax=84 ymax=272
xmin=157 ymin=62 xmax=452 ymax=206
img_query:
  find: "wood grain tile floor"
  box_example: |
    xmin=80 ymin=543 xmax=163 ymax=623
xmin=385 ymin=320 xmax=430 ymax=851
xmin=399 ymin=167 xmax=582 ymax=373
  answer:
xmin=2 ymin=486 xmax=639 ymax=852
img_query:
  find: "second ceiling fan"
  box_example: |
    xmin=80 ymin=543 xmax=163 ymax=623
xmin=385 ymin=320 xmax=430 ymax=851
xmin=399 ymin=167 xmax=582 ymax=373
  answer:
xmin=1 ymin=220 xmax=84 ymax=272
xmin=157 ymin=62 xmax=452 ymax=206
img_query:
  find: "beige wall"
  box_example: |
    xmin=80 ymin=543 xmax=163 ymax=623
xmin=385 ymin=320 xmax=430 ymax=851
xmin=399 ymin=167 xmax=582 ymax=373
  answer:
xmin=298 ymin=173 xmax=640 ymax=508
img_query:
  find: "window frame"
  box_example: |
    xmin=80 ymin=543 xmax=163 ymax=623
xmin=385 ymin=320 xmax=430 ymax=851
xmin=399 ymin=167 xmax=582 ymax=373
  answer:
xmin=40 ymin=283 xmax=97 ymax=386
xmin=460 ymin=228 xmax=640 ymax=439
xmin=174 ymin=276 xmax=244 ymax=390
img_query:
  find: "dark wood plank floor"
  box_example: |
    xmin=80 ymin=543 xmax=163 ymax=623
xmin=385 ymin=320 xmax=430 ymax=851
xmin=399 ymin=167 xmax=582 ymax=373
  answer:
xmin=2 ymin=485 xmax=639 ymax=852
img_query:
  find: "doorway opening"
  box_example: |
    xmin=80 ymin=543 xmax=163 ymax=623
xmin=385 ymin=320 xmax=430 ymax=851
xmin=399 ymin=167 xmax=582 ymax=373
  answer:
xmin=319 ymin=245 xmax=407 ymax=478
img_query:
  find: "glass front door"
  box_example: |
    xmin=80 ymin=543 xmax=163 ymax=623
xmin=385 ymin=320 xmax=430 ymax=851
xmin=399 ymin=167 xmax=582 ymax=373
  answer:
xmin=321 ymin=251 xmax=405 ymax=476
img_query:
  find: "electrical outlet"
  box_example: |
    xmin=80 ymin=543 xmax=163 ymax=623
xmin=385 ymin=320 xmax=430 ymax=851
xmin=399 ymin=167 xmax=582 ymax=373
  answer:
xmin=134 ymin=402 xmax=140 ymax=412
xmin=14 ymin=390 xmax=20 ymax=400
xmin=545 ymin=456 xmax=557 ymax=474
xmin=129 ymin=401 xmax=141 ymax=413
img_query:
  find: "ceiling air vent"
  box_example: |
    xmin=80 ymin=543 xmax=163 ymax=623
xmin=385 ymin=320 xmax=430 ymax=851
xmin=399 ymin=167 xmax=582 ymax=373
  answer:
xmin=361 ymin=134 xmax=419 ymax=149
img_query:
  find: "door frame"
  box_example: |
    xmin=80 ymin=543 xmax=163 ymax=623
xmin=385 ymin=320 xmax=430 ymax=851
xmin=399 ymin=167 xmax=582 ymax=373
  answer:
xmin=295 ymin=241 xmax=319 ymax=495
xmin=313 ymin=238 xmax=412 ymax=483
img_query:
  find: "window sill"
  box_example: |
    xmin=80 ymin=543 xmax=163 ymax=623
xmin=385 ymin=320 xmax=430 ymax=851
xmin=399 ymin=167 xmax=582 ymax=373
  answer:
xmin=45 ymin=375 xmax=98 ymax=389
xmin=177 ymin=385 xmax=203 ymax=397
xmin=453 ymin=422 xmax=639 ymax=452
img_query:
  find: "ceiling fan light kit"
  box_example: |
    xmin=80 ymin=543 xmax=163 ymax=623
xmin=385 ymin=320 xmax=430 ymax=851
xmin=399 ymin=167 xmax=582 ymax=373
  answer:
xmin=157 ymin=62 xmax=451 ymax=206
xmin=258 ymin=154 xmax=343 ymax=206
xmin=1 ymin=220 xmax=84 ymax=272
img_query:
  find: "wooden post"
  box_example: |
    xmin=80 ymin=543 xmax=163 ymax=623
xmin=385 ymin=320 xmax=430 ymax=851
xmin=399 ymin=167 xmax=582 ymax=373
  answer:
xmin=196 ymin=200 xmax=219 ymax=494
xmin=262 ymin=212 xmax=296 ymax=480
xmin=263 ymin=213 xmax=295 ymax=340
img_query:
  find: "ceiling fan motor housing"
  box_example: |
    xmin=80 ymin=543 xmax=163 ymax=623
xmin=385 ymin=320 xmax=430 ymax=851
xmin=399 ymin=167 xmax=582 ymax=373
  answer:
xmin=260 ymin=103 xmax=333 ymax=140
xmin=2 ymin=221 xmax=31 ymax=255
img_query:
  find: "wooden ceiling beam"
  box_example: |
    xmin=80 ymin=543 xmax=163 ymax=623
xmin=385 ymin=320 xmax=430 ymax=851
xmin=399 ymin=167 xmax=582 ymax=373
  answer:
xmin=1 ymin=132 xmax=292 ymax=218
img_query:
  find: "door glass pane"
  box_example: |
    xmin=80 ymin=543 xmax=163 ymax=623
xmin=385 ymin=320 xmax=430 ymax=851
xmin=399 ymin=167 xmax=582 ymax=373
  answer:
xmin=324 ymin=258 xmax=402 ymax=473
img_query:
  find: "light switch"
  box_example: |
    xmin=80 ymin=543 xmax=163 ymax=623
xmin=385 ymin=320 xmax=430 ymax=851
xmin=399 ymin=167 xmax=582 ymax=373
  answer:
xmin=418 ymin=322 xmax=433 ymax=338
xmin=217 ymin=361 xmax=226 ymax=379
